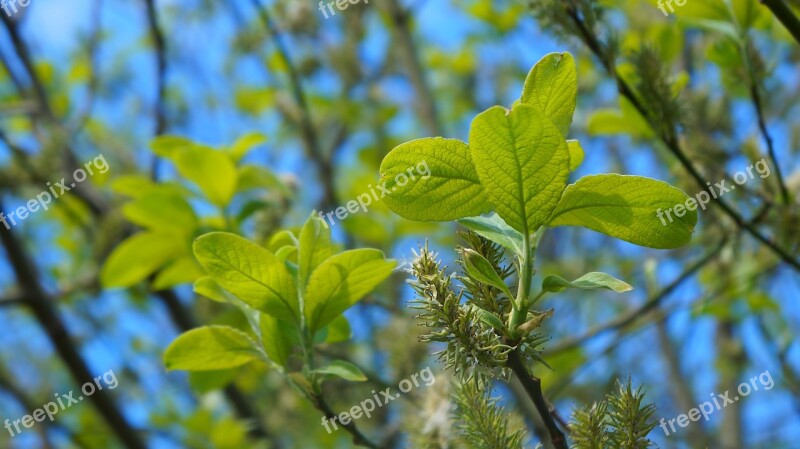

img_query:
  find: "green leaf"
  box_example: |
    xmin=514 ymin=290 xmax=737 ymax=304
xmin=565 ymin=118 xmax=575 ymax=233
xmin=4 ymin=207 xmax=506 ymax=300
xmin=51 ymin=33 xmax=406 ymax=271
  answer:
xmin=229 ymin=132 xmax=267 ymax=162
xmin=150 ymin=135 xmax=193 ymax=159
xmin=260 ymin=313 xmax=297 ymax=366
xmin=122 ymin=189 xmax=197 ymax=232
xmin=193 ymin=232 xmax=299 ymax=321
xmin=380 ymin=137 xmax=491 ymax=221
xmin=461 ymin=249 xmax=514 ymax=299
xmin=236 ymin=165 xmax=291 ymax=197
xmin=194 ymin=276 xmax=228 ymax=303
xmin=111 ymin=175 xmax=157 ymax=198
xmin=164 ymin=326 xmax=262 ymax=371
xmin=457 ymin=213 xmax=523 ymax=255
xmin=521 ymin=52 xmax=577 ymax=136
xmin=547 ymin=174 xmax=697 ymax=249
xmin=298 ymin=213 xmax=333 ymax=289
xmin=305 ymin=249 xmax=396 ymax=332
xmin=153 ymin=257 xmax=205 ymax=290
xmin=587 ymin=97 xmax=654 ymax=138
xmin=469 ymin=104 xmax=570 ymax=235
xmin=541 ymin=272 xmax=633 ymax=294
xmin=312 ymin=360 xmax=367 ymax=382
xmin=175 ymin=146 xmax=238 ymax=206
xmin=188 ymin=369 xmax=239 ymax=393
xmin=468 ymin=305 xmax=506 ymax=333
xmin=101 ymin=231 xmax=185 ymax=288
xmin=567 ymin=139 xmax=584 ymax=172
xmin=322 ymin=315 xmax=351 ymax=344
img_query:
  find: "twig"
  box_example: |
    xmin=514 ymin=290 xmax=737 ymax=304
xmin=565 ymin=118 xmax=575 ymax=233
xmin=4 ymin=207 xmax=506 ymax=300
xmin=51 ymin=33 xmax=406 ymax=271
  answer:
xmin=746 ymin=57 xmax=790 ymax=204
xmin=562 ymin=4 xmax=800 ymax=273
xmin=385 ymin=0 xmax=443 ymax=136
xmin=0 ymin=199 xmax=147 ymax=449
xmin=143 ymin=0 xmax=168 ymax=179
xmin=507 ymin=348 xmax=569 ymax=449
xmin=547 ymin=237 xmax=726 ymax=355
xmin=761 ymin=0 xmax=800 ymax=47
xmin=313 ymin=394 xmax=382 ymax=449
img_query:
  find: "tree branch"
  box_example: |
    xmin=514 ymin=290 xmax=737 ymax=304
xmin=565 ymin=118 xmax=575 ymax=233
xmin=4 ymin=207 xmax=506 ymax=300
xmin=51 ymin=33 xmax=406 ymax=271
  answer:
xmin=313 ymin=394 xmax=382 ymax=449
xmin=0 ymin=199 xmax=147 ymax=449
xmin=507 ymin=348 xmax=568 ymax=449
xmin=562 ymin=4 xmax=800 ymax=273
xmin=761 ymin=0 xmax=800 ymax=47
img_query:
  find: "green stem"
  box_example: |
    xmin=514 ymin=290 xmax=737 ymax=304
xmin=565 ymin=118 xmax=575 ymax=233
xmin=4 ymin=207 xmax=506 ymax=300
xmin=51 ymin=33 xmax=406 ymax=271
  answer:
xmin=510 ymin=232 xmax=533 ymax=333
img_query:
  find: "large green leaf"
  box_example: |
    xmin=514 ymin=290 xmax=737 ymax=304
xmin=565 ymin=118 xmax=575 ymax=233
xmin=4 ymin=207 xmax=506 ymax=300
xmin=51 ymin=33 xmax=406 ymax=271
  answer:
xmin=305 ymin=249 xmax=396 ymax=332
xmin=175 ymin=146 xmax=238 ymax=206
xmin=298 ymin=214 xmax=332 ymax=290
xmin=380 ymin=137 xmax=491 ymax=221
xmin=547 ymin=174 xmax=697 ymax=249
xmin=541 ymin=272 xmax=633 ymax=294
xmin=164 ymin=326 xmax=262 ymax=371
xmin=193 ymin=232 xmax=299 ymax=321
xmin=101 ymin=231 xmax=185 ymax=288
xmin=469 ymin=104 xmax=570 ymax=235
xmin=521 ymin=52 xmax=577 ymax=136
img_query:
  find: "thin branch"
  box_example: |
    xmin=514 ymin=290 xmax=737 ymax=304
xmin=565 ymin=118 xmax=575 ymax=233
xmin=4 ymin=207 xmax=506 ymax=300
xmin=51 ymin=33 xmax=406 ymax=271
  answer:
xmin=0 ymin=199 xmax=147 ymax=449
xmin=143 ymin=0 xmax=168 ymax=179
xmin=248 ymin=0 xmax=337 ymax=209
xmin=385 ymin=0 xmax=443 ymax=136
xmin=745 ymin=51 xmax=790 ymax=204
xmin=507 ymin=348 xmax=569 ymax=449
xmin=761 ymin=0 xmax=800 ymax=47
xmin=313 ymin=394 xmax=382 ymax=449
xmin=69 ymin=0 xmax=103 ymax=133
xmin=562 ymin=4 xmax=800 ymax=273
xmin=547 ymin=237 xmax=726 ymax=355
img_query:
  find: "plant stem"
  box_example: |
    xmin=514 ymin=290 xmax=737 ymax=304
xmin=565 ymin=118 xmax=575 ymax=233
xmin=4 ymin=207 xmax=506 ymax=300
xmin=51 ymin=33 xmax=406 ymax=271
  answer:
xmin=507 ymin=348 xmax=568 ymax=449
xmin=510 ymin=232 xmax=533 ymax=332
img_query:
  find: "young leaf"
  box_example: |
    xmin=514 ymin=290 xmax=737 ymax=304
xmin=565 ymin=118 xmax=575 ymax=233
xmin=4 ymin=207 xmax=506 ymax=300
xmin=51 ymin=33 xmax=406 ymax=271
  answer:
xmin=122 ymin=189 xmax=197 ymax=232
xmin=521 ymin=52 xmax=577 ymax=136
xmin=193 ymin=232 xmax=299 ymax=321
xmin=229 ymin=132 xmax=267 ymax=162
xmin=101 ymin=231 xmax=185 ymax=288
xmin=461 ymin=248 xmax=514 ymax=299
xmin=304 ymin=249 xmax=396 ymax=332
xmin=164 ymin=326 xmax=262 ymax=371
xmin=175 ymin=145 xmax=238 ymax=206
xmin=260 ymin=313 xmax=297 ymax=366
xmin=194 ymin=276 xmax=228 ymax=303
xmin=312 ymin=360 xmax=367 ymax=382
xmin=380 ymin=137 xmax=491 ymax=221
xmin=541 ymin=272 xmax=633 ymax=294
xmin=469 ymin=104 xmax=570 ymax=235
xmin=547 ymin=174 xmax=697 ymax=249
xmin=567 ymin=139 xmax=585 ymax=172
xmin=298 ymin=213 xmax=332 ymax=289
xmin=153 ymin=257 xmax=205 ymax=290
xmin=457 ymin=213 xmax=524 ymax=255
